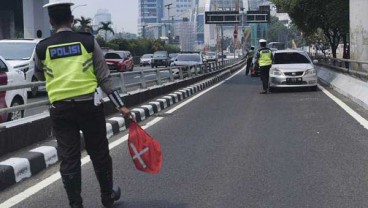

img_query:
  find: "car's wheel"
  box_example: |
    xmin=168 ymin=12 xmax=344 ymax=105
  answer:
xmin=310 ymin=86 xmax=318 ymax=91
xmin=7 ymin=98 xmax=24 ymax=122
xmin=28 ymin=76 xmax=39 ymax=97
xmin=151 ymin=64 xmax=154 ymax=68
xmin=269 ymin=87 xmax=276 ymax=93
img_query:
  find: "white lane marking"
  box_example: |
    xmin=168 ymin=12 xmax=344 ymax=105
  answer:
xmin=318 ymin=84 xmax=368 ymax=130
xmin=0 ymin=66 xmax=244 ymax=207
xmin=166 ymin=68 xmax=244 ymax=114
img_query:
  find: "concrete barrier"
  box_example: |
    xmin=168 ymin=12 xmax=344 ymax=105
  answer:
xmin=317 ymin=65 xmax=368 ymax=110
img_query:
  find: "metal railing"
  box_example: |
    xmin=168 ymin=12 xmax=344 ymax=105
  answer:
xmin=0 ymin=58 xmax=241 ymax=115
xmin=310 ymin=55 xmax=368 ymax=79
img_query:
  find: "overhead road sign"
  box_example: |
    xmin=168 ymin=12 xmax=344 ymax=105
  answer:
xmin=205 ymin=11 xmax=241 ymax=24
xmin=246 ymin=10 xmax=270 ymax=23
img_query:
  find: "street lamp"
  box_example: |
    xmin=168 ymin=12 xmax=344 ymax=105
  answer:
xmin=72 ymin=4 xmax=87 ymax=12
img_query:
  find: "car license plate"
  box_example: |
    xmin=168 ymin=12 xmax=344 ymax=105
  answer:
xmin=286 ymin=77 xmax=302 ymax=83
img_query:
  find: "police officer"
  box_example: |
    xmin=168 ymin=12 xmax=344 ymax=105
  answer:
xmin=255 ymin=39 xmax=273 ymax=94
xmin=245 ymin=46 xmax=255 ymax=76
xmin=34 ymin=1 xmax=131 ymax=207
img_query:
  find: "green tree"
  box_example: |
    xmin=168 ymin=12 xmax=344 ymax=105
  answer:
xmin=74 ymin=16 xmax=93 ymax=33
xmin=267 ymin=16 xmax=290 ymax=46
xmin=271 ymin=0 xmax=349 ymax=58
xmin=97 ymin=21 xmax=115 ymax=41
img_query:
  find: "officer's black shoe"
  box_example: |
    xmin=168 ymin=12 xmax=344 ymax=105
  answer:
xmin=61 ymin=174 xmax=84 ymax=208
xmin=260 ymin=90 xmax=268 ymax=94
xmin=101 ymin=185 xmax=121 ymax=207
xmin=95 ymin=171 xmax=121 ymax=207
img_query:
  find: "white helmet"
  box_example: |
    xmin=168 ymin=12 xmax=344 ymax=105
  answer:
xmin=43 ymin=0 xmax=74 ymax=8
xmin=259 ymin=39 xmax=267 ymax=43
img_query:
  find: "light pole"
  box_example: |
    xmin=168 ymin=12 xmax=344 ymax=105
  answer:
xmin=165 ymin=3 xmax=172 ymax=39
xmin=71 ymin=4 xmax=87 ymax=13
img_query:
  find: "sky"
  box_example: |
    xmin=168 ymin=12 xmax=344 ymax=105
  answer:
xmin=70 ymin=0 xmax=139 ymax=34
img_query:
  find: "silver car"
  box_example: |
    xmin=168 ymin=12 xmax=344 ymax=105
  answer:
xmin=269 ymin=50 xmax=318 ymax=91
xmin=170 ymin=54 xmax=204 ymax=78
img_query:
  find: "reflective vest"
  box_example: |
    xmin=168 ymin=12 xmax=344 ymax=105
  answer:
xmin=42 ymin=41 xmax=97 ymax=103
xmin=247 ymin=50 xmax=255 ymax=59
xmin=258 ymin=48 xmax=272 ymax=67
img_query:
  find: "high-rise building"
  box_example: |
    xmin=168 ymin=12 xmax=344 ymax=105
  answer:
xmin=93 ymin=9 xmax=113 ymax=40
xmin=139 ymin=0 xmax=164 ymax=38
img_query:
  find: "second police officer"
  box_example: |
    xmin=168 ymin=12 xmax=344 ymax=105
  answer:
xmin=34 ymin=0 xmax=131 ymax=207
xmin=245 ymin=46 xmax=255 ymax=76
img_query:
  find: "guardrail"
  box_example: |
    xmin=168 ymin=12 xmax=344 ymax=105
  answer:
xmin=310 ymin=55 xmax=368 ymax=79
xmin=0 ymin=58 xmax=240 ymax=116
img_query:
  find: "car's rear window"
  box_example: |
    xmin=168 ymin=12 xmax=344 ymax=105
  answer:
xmin=0 ymin=42 xmax=36 ymax=60
xmin=274 ymin=52 xmax=311 ymax=64
xmin=0 ymin=59 xmax=8 ymax=72
xmin=153 ymin=51 xmax=167 ymax=58
xmin=105 ymin=52 xmax=126 ymax=59
xmin=142 ymin=54 xmax=152 ymax=58
xmin=177 ymin=54 xmax=200 ymax=62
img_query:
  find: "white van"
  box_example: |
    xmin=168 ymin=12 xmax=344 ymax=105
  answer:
xmin=0 ymin=39 xmax=42 ymax=97
xmin=0 ymin=56 xmax=27 ymax=123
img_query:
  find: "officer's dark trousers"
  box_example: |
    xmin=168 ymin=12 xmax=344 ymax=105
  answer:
xmin=50 ymin=100 xmax=113 ymax=206
xmin=245 ymin=57 xmax=253 ymax=75
xmin=259 ymin=65 xmax=271 ymax=91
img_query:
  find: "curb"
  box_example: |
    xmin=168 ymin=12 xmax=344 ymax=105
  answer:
xmin=0 ymin=64 xmax=242 ymax=192
xmin=317 ymin=65 xmax=368 ymax=110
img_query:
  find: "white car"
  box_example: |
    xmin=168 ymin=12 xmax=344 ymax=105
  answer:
xmin=139 ymin=54 xmax=153 ymax=66
xmin=269 ymin=50 xmax=318 ymax=91
xmin=0 ymin=39 xmax=42 ymax=97
xmin=0 ymin=56 xmax=27 ymax=123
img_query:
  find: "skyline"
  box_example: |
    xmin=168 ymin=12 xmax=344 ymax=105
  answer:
xmin=70 ymin=0 xmax=139 ymax=34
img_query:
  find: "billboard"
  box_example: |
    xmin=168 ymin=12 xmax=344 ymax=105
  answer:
xmin=205 ymin=11 xmax=241 ymax=24
xmin=246 ymin=10 xmax=270 ymax=23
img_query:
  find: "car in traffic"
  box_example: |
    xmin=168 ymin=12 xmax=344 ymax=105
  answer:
xmin=0 ymin=39 xmax=42 ymax=97
xmin=151 ymin=51 xmax=170 ymax=68
xmin=139 ymin=54 xmax=153 ymax=67
xmin=170 ymin=53 xmax=204 ymax=78
xmin=104 ymin=51 xmax=134 ymax=72
xmin=0 ymin=56 xmax=27 ymax=124
xmin=169 ymin=53 xmax=178 ymax=65
xmin=204 ymin=51 xmax=218 ymax=62
xmin=269 ymin=49 xmax=318 ymax=91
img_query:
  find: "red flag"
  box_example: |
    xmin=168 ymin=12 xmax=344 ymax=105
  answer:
xmin=128 ymin=120 xmax=163 ymax=174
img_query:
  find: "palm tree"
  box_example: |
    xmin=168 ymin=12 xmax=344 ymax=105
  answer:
xmin=97 ymin=21 xmax=115 ymax=41
xmin=74 ymin=16 xmax=93 ymax=33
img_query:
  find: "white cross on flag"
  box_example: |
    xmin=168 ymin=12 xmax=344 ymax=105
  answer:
xmin=128 ymin=120 xmax=163 ymax=174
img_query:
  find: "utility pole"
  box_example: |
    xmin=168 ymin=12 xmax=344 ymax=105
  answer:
xmin=165 ymin=3 xmax=173 ymax=39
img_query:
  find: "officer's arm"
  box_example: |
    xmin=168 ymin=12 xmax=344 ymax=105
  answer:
xmin=255 ymin=51 xmax=260 ymax=64
xmin=34 ymin=51 xmax=46 ymax=81
xmin=92 ymin=39 xmax=126 ymax=110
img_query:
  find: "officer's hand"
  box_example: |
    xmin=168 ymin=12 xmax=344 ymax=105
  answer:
xmin=119 ymin=107 xmax=132 ymax=119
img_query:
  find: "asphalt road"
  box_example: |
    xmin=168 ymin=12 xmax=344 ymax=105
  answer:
xmin=2 ymin=68 xmax=368 ymax=208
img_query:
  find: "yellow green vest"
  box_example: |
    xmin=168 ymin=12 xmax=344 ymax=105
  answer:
xmin=42 ymin=42 xmax=97 ymax=103
xmin=258 ymin=49 xmax=272 ymax=67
